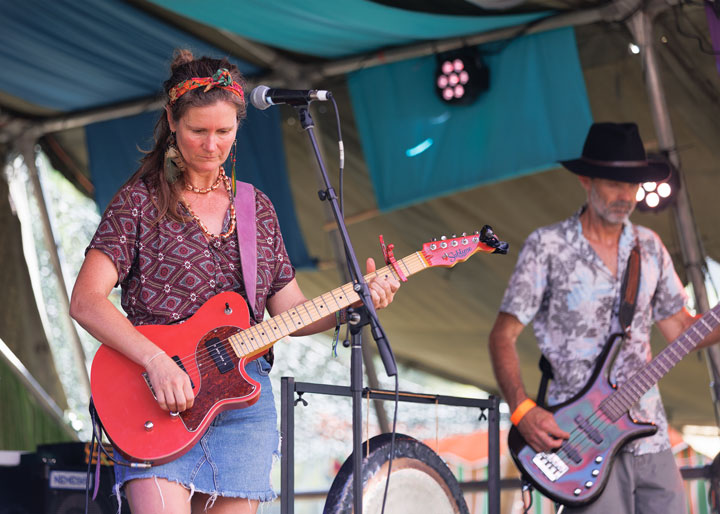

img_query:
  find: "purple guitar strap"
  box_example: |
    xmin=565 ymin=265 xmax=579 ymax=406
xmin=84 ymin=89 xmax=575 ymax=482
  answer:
xmin=234 ymin=181 xmax=257 ymax=318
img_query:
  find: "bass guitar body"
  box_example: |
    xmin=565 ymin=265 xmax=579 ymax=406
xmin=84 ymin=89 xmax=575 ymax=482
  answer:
xmin=91 ymin=291 xmax=260 ymax=465
xmin=507 ymin=334 xmax=657 ymax=507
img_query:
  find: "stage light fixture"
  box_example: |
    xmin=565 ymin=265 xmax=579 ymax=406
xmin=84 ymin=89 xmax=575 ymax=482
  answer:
xmin=435 ymin=47 xmax=489 ymax=105
xmin=635 ymin=157 xmax=679 ymax=212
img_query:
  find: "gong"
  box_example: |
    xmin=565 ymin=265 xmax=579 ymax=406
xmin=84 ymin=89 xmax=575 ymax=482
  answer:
xmin=323 ymin=433 xmax=470 ymax=514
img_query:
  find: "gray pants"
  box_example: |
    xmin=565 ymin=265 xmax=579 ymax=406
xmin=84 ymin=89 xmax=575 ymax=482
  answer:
xmin=563 ymin=449 xmax=687 ymax=514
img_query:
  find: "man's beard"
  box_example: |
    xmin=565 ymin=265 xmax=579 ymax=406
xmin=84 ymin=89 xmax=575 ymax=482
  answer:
xmin=589 ymin=185 xmax=634 ymax=225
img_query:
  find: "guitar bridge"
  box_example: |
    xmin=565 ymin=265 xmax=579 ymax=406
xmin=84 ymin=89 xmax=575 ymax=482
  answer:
xmin=142 ymin=372 xmax=156 ymax=400
xmin=141 ymin=356 xmax=195 ymax=401
xmin=532 ymin=452 xmax=569 ymax=482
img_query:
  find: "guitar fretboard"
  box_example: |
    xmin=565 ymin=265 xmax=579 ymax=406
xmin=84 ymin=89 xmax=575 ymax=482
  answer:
xmin=600 ymin=303 xmax=720 ymax=420
xmin=225 ymin=252 xmax=428 ymax=358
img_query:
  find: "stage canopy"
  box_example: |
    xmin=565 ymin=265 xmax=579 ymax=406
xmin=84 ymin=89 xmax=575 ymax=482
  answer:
xmin=1 ymin=0 xmax=720 ymax=442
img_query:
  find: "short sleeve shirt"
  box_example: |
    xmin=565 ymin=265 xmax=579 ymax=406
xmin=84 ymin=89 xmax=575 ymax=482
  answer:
xmin=87 ymin=179 xmax=295 ymax=327
xmin=499 ymin=207 xmax=687 ymax=454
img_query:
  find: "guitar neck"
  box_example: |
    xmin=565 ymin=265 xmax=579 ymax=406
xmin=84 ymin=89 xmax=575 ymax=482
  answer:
xmin=601 ymin=303 xmax=720 ymax=419
xmin=226 ymin=252 xmax=428 ymax=358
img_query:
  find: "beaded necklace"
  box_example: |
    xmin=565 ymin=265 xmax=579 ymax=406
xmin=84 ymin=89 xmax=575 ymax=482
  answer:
xmin=183 ymin=173 xmax=236 ymax=240
xmin=185 ymin=169 xmax=223 ymax=193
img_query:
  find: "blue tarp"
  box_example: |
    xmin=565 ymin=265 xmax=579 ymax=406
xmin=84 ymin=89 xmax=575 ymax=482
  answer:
xmin=85 ymin=106 xmax=314 ymax=269
xmin=347 ymin=27 xmax=593 ymax=211
xmin=148 ymin=0 xmax=547 ymax=58
xmin=0 ymin=0 xmax=259 ymax=112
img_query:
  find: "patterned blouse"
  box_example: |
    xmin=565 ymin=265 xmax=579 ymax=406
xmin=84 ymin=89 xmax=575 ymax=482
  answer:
xmin=499 ymin=207 xmax=687 ymax=454
xmin=87 ymin=179 xmax=295 ymax=328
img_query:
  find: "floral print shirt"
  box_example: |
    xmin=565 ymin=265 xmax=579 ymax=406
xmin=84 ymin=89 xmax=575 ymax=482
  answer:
xmin=88 ymin=179 xmax=295 ymax=327
xmin=500 ymin=207 xmax=687 ymax=454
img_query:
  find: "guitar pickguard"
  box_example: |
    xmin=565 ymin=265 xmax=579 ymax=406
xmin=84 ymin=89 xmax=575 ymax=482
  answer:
xmin=178 ymin=325 xmax=258 ymax=432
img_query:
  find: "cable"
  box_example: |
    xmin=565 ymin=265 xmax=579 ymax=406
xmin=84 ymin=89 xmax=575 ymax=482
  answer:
xmin=328 ymin=92 xmax=398 ymax=513
xmin=379 ymin=373 xmax=400 ymax=514
xmin=329 ymin=95 xmax=345 ymax=217
xmin=522 ymin=481 xmax=535 ymax=513
xmin=672 ymin=2 xmax=720 ymax=56
xmin=479 ymin=10 xmax=575 ymax=56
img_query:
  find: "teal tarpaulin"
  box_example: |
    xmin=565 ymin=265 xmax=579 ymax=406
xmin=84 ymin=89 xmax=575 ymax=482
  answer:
xmin=148 ymin=0 xmax=546 ymax=58
xmin=347 ymin=27 xmax=593 ymax=211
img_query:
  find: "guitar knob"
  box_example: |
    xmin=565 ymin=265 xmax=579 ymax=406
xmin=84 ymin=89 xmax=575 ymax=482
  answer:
xmin=170 ymin=411 xmax=180 ymax=417
xmin=144 ymin=421 xmax=154 ymax=431
xmin=451 ymin=234 xmax=457 ymax=238
xmin=440 ymin=235 xmax=447 ymax=240
xmin=431 ymin=237 xmax=438 ymax=242
xmin=461 ymin=232 xmax=467 ymax=237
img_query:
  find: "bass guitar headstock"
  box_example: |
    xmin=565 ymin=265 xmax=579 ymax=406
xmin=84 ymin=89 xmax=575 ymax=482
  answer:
xmin=422 ymin=225 xmax=509 ymax=268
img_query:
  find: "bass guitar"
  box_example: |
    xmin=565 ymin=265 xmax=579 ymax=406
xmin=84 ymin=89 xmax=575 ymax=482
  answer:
xmin=91 ymin=227 xmax=507 ymax=465
xmin=508 ymin=303 xmax=720 ymax=507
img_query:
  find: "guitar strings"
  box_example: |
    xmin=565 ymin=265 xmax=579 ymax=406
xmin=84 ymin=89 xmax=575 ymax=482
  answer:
xmin=155 ymin=258 xmax=427 ymax=374
xmin=138 ymin=246 xmax=499 ymax=404
xmin=540 ymin=310 xmax=720 ymax=470
xmin=145 ymin=264 xmax=416 ymax=383
xmin=556 ymin=322 xmax=711 ymax=462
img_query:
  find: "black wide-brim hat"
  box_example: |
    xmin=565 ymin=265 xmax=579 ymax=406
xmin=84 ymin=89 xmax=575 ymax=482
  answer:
xmin=560 ymin=122 xmax=670 ymax=183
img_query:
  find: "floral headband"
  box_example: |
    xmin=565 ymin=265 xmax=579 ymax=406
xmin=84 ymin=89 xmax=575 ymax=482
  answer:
xmin=168 ymin=68 xmax=245 ymax=105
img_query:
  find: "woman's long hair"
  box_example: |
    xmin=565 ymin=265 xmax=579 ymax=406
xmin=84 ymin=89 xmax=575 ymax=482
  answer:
xmin=125 ymin=49 xmax=247 ymax=222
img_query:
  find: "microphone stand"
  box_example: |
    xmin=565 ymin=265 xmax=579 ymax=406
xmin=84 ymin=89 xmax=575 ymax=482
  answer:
xmin=294 ymin=102 xmax=397 ymax=514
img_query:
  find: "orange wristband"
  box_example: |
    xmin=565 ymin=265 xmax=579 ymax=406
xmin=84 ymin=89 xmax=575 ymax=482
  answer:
xmin=510 ymin=398 xmax=536 ymax=426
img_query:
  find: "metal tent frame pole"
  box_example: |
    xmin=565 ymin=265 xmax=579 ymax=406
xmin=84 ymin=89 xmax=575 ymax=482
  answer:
xmin=628 ymin=8 xmax=720 ymax=425
xmin=16 ymin=135 xmax=92 ymax=399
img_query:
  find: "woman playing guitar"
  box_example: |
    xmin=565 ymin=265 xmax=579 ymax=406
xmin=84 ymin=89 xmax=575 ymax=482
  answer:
xmin=70 ymin=50 xmax=400 ymax=514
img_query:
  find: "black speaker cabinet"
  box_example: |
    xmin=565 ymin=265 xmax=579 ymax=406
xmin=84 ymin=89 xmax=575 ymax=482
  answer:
xmin=0 ymin=442 xmax=128 ymax=514
xmin=45 ymin=464 xmax=122 ymax=514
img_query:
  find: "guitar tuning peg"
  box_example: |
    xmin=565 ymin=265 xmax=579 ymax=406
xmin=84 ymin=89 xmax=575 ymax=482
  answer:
xmin=440 ymin=235 xmax=447 ymax=240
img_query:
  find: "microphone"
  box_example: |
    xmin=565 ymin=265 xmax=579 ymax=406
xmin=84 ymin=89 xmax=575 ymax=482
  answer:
xmin=250 ymin=85 xmax=331 ymax=110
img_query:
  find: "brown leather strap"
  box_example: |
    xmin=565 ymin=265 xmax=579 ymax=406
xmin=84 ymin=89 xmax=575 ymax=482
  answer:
xmin=618 ymin=239 xmax=641 ymax=333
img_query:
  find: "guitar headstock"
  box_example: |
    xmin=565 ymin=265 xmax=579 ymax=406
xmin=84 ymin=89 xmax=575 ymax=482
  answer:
xmin=422 ymin=225 xmax=509 ymax=268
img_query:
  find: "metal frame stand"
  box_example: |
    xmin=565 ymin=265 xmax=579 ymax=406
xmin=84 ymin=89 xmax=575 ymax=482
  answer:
xmin=280 ymin=377 xmax=502 ymax=514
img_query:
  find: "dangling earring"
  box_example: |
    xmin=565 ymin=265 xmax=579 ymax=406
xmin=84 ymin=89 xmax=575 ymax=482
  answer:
xmin=164 ymin=132 xmax=185 ymax=184
xmin=230 ymin=138 xmax=237 ymax=197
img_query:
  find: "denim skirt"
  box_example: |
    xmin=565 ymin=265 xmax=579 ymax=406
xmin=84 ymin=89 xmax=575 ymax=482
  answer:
xmin=114 ymin=358 xmax=279 ymax=502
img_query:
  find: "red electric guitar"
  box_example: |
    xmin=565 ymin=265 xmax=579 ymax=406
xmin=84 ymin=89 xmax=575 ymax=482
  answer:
xmin=508 ymin=302 xmax=720 ymax=507
xmin=91 ymin=227 xmax=508 ymax=465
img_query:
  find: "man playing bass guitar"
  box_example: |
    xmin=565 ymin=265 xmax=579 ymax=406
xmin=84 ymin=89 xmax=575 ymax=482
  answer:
xmin=489 ymin=122 xmax=720 ymax=513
